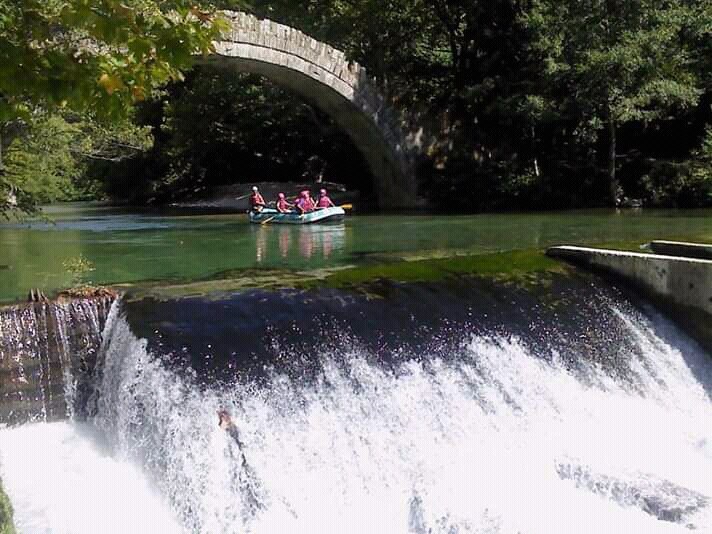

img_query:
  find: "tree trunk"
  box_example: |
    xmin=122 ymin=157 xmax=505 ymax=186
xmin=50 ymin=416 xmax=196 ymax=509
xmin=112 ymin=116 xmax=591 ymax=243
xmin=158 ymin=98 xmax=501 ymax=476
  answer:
xmin=531 ymin=127 xmax=540 ymax=177
xmin=608 ymin=117 xmax=620 ymax=206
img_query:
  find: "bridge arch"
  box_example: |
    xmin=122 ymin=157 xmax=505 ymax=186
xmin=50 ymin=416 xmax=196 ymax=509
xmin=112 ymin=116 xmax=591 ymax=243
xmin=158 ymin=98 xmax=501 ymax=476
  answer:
xmin=202 ymin=11 xmax=417 ymax=208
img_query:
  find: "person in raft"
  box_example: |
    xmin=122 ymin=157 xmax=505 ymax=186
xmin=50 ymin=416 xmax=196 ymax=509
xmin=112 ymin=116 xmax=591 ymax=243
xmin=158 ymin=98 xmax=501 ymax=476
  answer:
xmin=316 ymin=188 xmax=335 ymax=209
xmin=295 ymin=190 xmax=316 ymax=215
xmin=249 ymin=186 xmax=266 ymax=212
xmin=276 ymin=192 xmax=294 ymax=213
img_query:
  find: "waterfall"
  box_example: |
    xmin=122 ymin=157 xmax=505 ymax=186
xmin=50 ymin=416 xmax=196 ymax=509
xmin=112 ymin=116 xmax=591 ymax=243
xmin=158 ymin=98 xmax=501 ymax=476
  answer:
xmin=1 ymin=293 xmax=711 ymax=533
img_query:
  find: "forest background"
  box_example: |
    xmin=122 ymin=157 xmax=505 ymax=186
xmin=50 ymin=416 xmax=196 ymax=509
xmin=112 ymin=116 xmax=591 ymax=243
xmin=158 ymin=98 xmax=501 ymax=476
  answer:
xmin=1 ymin=0 xmax=711 ymax=213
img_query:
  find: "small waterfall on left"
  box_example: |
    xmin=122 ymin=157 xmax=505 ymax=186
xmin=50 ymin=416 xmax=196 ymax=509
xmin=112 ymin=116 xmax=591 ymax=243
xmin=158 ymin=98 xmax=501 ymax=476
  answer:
xmin=0 ymin=298 xmax=114 ymax=425
xmin=0 ymin=297 xmax=183 ymax=533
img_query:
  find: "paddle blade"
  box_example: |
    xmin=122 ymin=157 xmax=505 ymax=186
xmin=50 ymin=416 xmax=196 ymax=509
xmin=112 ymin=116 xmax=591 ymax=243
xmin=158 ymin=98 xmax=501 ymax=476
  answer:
xmin=340 ymin=204 xmax=353 ymax=211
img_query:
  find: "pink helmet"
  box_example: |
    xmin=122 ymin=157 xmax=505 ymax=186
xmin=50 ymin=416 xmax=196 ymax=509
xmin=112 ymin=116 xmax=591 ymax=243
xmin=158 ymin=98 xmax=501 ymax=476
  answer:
xmin=320 ymin=189 xmax=327 ymax=195
xmin=278 ymin=192 xmax=285 ymax=199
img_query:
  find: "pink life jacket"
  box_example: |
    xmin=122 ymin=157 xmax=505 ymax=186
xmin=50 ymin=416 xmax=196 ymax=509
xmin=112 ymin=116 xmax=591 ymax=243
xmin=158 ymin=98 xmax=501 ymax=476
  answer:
xmin=277 ymin=198 xmax=290 ymax=211
xmin=317 ymin=196 xmax=333 ymax=208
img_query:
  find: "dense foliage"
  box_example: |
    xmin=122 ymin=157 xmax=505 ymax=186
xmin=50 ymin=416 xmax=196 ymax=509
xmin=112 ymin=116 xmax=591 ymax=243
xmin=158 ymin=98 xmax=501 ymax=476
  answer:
xmin=236 ymin=0 xmax=712 ymax=209
xmin=0 ymin=477 xmax=13 ymax=534
xmin=88 ymin=68 xmax=371 ymax=204
xmin=0 ymin=0 xmax=226 ymax=214
xmin=3 ymin=0 xmax=712 ymax=212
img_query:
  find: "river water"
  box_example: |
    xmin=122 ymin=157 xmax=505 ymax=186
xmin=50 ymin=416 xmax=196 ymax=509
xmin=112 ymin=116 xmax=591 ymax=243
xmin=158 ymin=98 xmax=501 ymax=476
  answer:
xmin=1 ymin=205 xmax=711 ymax=533
xmin=1 ymin=203 xmax=711 ymax=303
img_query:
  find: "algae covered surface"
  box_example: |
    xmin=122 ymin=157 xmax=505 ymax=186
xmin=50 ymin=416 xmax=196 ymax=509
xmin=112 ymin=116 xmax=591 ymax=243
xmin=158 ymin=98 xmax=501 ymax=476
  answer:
xmin=122 ymin=248 xmax=568 ymax=301
xmin=0 ymin=477 xmax=15 ymax=534
xmin=317 ymin=249 xmax=565 ymax=288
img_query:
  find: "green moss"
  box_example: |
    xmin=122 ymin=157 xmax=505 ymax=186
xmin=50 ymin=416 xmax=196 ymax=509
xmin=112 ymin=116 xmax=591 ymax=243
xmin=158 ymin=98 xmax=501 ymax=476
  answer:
xmin=0 ymin=478 xmax=15 ymax=534
xmin=125 ymin=238 xmax=692 ymax=301
xmin=120 ymin=250 xmax=566 ymax=301
xmin=123 ymin=266 xmax=353 ymax=302
xmin=317 ymin=249 xmax=566 ymax=288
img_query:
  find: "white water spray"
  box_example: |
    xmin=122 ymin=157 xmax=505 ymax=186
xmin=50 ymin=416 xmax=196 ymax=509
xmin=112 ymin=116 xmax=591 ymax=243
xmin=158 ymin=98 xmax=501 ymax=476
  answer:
xmin=0 ymin=422 xmax=182 ymax=533
xmin=2 ymin=300 xmax=712 ymax=533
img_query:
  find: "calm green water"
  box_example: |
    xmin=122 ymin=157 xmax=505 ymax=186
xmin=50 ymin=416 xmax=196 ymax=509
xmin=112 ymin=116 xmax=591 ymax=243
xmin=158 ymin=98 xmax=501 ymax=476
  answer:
xmin=1 ymin=203 xmax=711 ymax=303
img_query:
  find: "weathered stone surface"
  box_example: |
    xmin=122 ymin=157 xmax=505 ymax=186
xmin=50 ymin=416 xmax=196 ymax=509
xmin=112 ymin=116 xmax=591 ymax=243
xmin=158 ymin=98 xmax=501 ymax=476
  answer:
xmin=202 ymin=11 xmax=420 ymax=208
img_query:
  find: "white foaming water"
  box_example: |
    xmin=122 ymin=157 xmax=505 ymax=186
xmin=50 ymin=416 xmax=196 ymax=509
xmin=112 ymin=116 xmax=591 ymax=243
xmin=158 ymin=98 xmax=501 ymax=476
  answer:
xmin=3 ymin=300 xmax=712 ymax=533
xmin=0 ymin=422 xmax=182 ymax=533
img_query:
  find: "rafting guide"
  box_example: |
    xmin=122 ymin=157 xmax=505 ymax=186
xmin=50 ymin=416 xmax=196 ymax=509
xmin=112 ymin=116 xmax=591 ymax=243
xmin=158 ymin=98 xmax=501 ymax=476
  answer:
xmin=250 ymin=186 xmax=266 ymax=213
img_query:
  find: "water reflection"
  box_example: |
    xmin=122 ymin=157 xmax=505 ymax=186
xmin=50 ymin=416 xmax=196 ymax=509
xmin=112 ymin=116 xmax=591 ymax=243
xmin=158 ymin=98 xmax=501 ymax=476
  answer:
xmin=252 ymin=224 xmax=346 ymax=264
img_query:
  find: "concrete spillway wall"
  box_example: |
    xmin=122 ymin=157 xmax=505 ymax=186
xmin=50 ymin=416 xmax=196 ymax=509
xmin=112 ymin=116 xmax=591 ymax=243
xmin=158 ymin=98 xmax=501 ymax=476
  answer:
xmin=649 ymin=240 xmax=712 ymax=261
xmin=547 ymin=245 xmax=712 ymax=352
xmin=0 ymin=298 xmax=114 ymax=425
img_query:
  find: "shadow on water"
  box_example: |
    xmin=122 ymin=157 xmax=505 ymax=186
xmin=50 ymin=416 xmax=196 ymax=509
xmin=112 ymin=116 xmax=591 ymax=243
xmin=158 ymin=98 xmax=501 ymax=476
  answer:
xmin=122 ymin=271 xmax=690 ymax=391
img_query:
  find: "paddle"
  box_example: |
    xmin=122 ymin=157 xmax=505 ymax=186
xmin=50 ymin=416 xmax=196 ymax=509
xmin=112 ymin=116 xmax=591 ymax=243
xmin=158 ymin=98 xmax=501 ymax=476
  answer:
xmin=340 ymin=204 xmax=353 ymax=211
xmin=261 ymin=215 xmax=277 ymax=225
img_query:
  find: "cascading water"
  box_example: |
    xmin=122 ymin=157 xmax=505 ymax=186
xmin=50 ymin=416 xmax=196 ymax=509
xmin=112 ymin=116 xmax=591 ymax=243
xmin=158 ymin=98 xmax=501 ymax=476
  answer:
xmin=1 ymin=279 xmax=711 ymax=533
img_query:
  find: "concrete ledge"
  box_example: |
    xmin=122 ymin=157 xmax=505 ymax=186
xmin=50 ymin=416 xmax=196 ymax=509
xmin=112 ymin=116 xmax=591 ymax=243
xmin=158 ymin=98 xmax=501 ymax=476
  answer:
xmin=649 ymin=240 xmax=712 ymax=261
xmin=547 ymin=246 xmax=712 ymax=315
xmin=547 ymin=246 xmax=712 ymax=352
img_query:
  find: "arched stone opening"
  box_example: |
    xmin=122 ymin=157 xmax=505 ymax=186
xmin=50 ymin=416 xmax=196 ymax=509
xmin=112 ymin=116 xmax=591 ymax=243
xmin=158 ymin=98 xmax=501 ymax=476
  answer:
xmin=200 ymin=11 xmax=417 ymax=209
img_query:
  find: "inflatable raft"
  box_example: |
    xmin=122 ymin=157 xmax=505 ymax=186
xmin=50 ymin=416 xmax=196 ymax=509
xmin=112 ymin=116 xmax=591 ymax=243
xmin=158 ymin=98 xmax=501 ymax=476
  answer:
xmin=249 ymin=207 xmax=346 ymax=225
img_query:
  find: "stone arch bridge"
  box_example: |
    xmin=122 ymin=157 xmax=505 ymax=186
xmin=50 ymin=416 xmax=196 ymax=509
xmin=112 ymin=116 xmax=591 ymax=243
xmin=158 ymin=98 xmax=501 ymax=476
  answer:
xmin=202 ymin=11 xmax=419 ymax=208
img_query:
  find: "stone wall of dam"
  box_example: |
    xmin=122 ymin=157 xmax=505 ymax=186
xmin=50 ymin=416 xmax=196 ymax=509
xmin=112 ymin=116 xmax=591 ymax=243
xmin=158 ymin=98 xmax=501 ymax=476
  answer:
xmin=547 ymin=245 xmax=712 ymax=352
xmin=0 ymin=298 xmax=114 ymax=426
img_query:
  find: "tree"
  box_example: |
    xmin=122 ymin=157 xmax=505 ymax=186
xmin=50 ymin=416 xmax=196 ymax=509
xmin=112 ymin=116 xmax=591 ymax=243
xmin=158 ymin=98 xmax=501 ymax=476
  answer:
xmin=525 ymin=0 xmax=708 ymax=204
xmin=91 ymin=68 xmax=373 ymax=204
xmin=0 ymin=0 xmax=228 ymax=214
xmin=0 ymin=112 xmax=153 ymax=214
